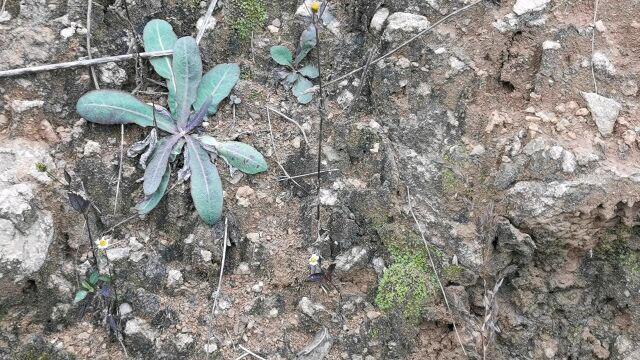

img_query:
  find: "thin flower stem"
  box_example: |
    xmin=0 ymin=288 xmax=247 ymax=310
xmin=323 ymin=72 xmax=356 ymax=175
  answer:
xmin=313 ymin=12 xmax=326 ymax=225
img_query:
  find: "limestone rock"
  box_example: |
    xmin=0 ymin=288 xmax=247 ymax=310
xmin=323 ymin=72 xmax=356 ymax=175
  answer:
xmin=513 ymin=0 xmax=551 ymax=15
xmin=582 ymin=92 xmax=621 ymax=137
xmin=382 ymin=13 xmax=430 ymax=45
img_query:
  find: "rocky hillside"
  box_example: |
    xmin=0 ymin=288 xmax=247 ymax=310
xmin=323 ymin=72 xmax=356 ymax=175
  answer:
xmin=1 ymin=0 xmax=639 ymax=359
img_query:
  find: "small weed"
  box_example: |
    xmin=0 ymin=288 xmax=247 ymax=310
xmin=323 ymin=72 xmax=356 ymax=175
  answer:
xmin=76 ymin=19 xmax=268 ymax=225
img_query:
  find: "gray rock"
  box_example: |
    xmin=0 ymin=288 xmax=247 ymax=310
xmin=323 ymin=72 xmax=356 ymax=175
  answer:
xmin=561 ymin=150 xmax=577 ymax=173
xmin=370 ymin=7 xmax=389 ymax=33
xmin=0 ymin=183 xmax=54 ymax=277
xmin=592 ymin=52 xmax=615 ymax=76
xmin=124 ymin=318 xmax=157 ymax=339
xmin=382 ymin=13 xmax=430 ymax=45
xmin=296 ymin=328 xmax=333 ymax=360
xmin=98 ymin=62 xmax=128 ymax=86
xmin=167 ymin=269 xmax=184 ymax=287
xmin=335 ymin=246 xmax=369 ymax=273
xmin=298 ymin=297 xmax=329 ymax=323
xmin=582 ymin=92 xmax=621 ymax=137
xmin=513 ymin=0 xmax=551 ymax=15
xmin=10 ymin=99 xmax=44 ymax=113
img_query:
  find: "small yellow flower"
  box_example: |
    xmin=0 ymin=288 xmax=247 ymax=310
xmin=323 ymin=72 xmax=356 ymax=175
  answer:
xmin=310 ymin=1 xmax=321 ymax=13
xmin=96 ymin=237 xmax=110 ymax=250
xmin=308 ymin=254 xmax=320 ymax=266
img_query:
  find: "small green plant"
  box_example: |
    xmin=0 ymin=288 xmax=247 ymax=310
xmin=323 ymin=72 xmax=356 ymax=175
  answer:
xmin=76 ymin=19 xmax=268 ymax=225
xmin=270 ymin=29 xmax=318 ymax=104
xmin=74 ymin=270 xmax=112 ymax=303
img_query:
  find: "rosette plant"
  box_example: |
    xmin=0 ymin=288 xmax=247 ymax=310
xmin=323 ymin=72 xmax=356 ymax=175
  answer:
xmin=76 ymin=19 xmax=267 ymax=225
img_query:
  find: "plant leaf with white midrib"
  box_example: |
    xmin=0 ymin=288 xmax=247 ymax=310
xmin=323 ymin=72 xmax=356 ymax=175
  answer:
xmin=143 ymin=134 xmax=181 ymax=195
xmin=187 ymin=138 xmax=223 ymax=225
xmin=172 ymin=36 xmax=203 ymax=128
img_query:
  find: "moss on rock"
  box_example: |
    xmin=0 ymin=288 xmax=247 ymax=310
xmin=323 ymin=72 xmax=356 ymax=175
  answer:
xmin=228 ymin=0 xmax=266 ymax=40
xmin=374 ymin=223 xmax=436 ymax=323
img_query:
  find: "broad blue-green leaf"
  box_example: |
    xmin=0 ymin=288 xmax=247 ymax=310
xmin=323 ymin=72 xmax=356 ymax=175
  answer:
xmin=143 ymin=20 xmax=178 ymax=80
xmin=285 ymin=72 xmax=299 ymax=85
xmin=143 ymin=20 xmax=179 ymax=115
xmin=294 ymin=25 xmax=317 ymax=65
xmin=143 ymin=134 xmax=181 ymax=195
xmin=270 ymin=46 xmax=293 ymax=66
xmin=298 ymin=64 xmax=319 ymax=79
xmin=187 ymin=138 xmax=223 ymax=225
xmin=74 ymin=290 xmax=88 ymax=303
xmin=136 ymin=165 xmax=170 ymax=215
xmin=293 ymin=77 xmax=314 ymax=104
xmin=194 ymin=64 xmax=240 ymax=115
xmin=173 ymin=36 xmax=202 ymax=127
xmin=216 ymin=141 xmax=267 ymax=174
xmin=77 ymin=90 xmax=178 ymax=133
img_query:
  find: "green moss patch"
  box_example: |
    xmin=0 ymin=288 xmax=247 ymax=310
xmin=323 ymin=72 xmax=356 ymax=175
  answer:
xmin=375 ymin=223 xmax=437 ymax=323
xmin=228 ymin=0 xmax=266 ymax=40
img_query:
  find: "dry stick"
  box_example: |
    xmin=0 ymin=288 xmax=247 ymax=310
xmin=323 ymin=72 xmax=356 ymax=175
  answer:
xmin=265 ymin=107 xmax=307 ymax=192
xmin=0 ymin=50 xmax=172 ymax=78
xmin=405 ymin=186 xmax=468 ymax=357
xmin=206 ymin=217 xmax=228 ymax=360
xmin=344 ymin=48 xmax=376 ymax=119
xmin=86 ymin=0 xmax=100 ymax=89
xmin=265 ymin=106 xmax=309 ymax=147
xmin=313 ymin=12 xmax=326 ymax=226
xmin=324 ymin=1 xmax=482 ymax=88
xmin=590 ymin=0 xmax=599 ymax=94
xmin=234 ymin=353 xmax=250 ymax=360
xmin=237 ymin=345 xmax=266 ymax=360
xmin=277 ymin=168 xmax=339 ymax=182
xmin=196 ymin=0 xmax=219 ymax=44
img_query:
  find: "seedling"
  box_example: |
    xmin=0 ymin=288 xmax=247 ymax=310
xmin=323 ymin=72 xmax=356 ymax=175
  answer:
xmin=270 ymin=33 xmax=318 ymax=104
xmin=269 ymin=1 xmax=335 ymax=104
xmin=74 ymin=270 xmax=112 ymax=303
xmin=76 ymin=19 xmax=268 ymax=225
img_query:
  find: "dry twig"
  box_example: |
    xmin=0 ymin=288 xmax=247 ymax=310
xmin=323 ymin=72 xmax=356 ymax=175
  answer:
xmin=265 ymin=107 xmax=307 ymax=192
xmin=206 ymin=217 xmax=228 ymax=360
xmin=196 ymin=0 xmax=220 ymax=44
xmin=238 ymin=345 xmax=266 ymax=360
xmin=590 ymin=0 xmax=599 ymax=94
xmin=406 ymin=186 xmax=468 ymax=357
xmin=324 ymin=1 xmax=482 ymax=88
xmin=266 ymin=106 xmax=309 ymax=147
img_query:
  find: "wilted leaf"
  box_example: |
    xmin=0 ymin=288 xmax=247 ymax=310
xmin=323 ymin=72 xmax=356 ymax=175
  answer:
xmin=307 ymin=273 xmax=324 ymax=282
xmin=187 ymin=138 xmax=223 ymax=225
xmin=298 ymin=64 xmax=319 ymax=79
xmin=216 ymin=141 xmax=268 ymax=174
xmin=143 ymin=134 xmax=181 ymax=195
xmin=68 ymin=192 xmax=90 ymax=213
xmin=74 ymin=290 xmax=88 ymax=303
xmin=193 ymin=64 xmax=240 ymax=115
xmin=76 ymin=90 xmax=177 ymax=133
xmin=270 ymin=45 xmax=293 ymax=66
xmin=127 ymin=128 xmax=158 ymax=158
xmin=294 ymin=25 xmax=317 ymax=65
xmin=136 ymin=165 xmax=171 ymax=215
xmin=292 ymin=77 xmax=314 ymax=104
xmin=172 ymin=36 xmax=203 ymax=127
